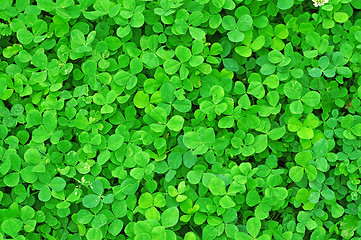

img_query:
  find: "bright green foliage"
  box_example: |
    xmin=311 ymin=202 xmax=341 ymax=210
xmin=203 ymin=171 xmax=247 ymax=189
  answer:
xmin=0 ymin=0 xmax=361 ymax=239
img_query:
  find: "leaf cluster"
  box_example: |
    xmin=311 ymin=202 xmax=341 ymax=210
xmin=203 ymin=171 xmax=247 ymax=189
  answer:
xmin=1 ymin=0 xmax=361 ymax=239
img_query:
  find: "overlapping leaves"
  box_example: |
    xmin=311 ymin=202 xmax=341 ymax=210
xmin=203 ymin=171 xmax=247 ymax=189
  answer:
xmin=0 ymin=0 xmax=361 ymax=239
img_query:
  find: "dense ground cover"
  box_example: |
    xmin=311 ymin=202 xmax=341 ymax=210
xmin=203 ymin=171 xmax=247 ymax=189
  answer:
xmin=1 ymin=0 xmax=361 ymax=239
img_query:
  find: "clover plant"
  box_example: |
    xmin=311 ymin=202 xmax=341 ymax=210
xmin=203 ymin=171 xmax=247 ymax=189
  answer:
xmin=1 ymin=0 xmax=361 ymax=239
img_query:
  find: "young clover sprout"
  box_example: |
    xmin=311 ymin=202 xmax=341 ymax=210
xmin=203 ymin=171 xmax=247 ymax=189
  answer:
xmin=312 ymin=0 xmax=329 ymax=7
